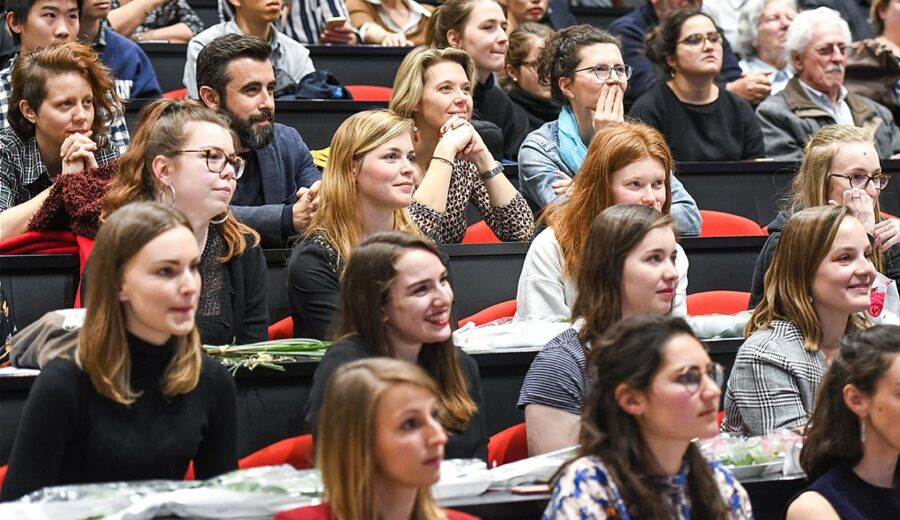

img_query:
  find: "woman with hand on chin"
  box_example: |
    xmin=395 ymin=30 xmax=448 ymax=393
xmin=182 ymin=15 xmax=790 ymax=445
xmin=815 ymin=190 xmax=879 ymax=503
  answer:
xmin=0 ymin=42 xmax=121 ymax=242
xmin=390 ymin=47 xmax=533 ymax=244
xmin=305 ymin=232 xmax=488 ymax=461
xmin=1 ymin=202 xmax=237 ymax=502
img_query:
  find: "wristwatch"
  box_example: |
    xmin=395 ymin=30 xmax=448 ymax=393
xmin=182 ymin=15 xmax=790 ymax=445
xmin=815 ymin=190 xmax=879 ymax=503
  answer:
xmin=479 ymin=162 xmax=503 ymax=181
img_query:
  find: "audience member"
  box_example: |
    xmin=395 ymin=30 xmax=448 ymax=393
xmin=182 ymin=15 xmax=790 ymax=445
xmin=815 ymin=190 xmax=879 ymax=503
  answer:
xmin=844 ymin=0 xmax=900 ymax=120
xmin=758 ymin=7 xmax=900 ymax=160
xmin=305 ymin=232 xmax=488 ymax=461
xmin=631 ymin=8 xmax=765 ymax=161
xmin=428 ymin=0 xmax=532 ymax=159
xmin=544 ymin=314 xmax=753 ymax=518
xmin=502 ymin=0 xmax=575 ymax=31
xmin=390 ymin=46 xmax=534 ymax=244
xmin=502 ymin=23 xmax=561 ymax=132
xmin=800 ymin=0 xmax=876 ymax=41
xmin=108 ymin=0 xmax=204 ymax=43
xmin=749 ymin=125 xmax=900 ymax=307
xmin=723 ymin=205 xmax=875 ymax=436
xmin=0 ymin=202 xmax=238 ymax=502
xmin=737 ymin=0 xmax=796 ymax=95
xmin=516 ymin=123 xmax=689 ymax=320
xmin=702 ymin=0 xmax=749 ymax=49
xmin=102 ymin=99 xmax=268 ymax=346
xmin=0 ymin=42 xmax=120 ymax=241
xmin=786 ymin=325 xmax=900 ymax=519
xmin=347 ymin=0 xmax=434 ymax=46
xmin=2 ymin=0 xmax=130 ymax=152
xmin=518 ymin=205 xmax=681 ymax=455
xmin=516 ymin=24 xmax=702 ymax=234
xmin=607 ymin=0 xmax=770 ymax=106
xmin=217 ymin=0 xmax=358 ymax=45
xmin=79 ymin=0 xmax=163 ymax=99
xmin=287 ymin=110 xmax=420 ymax=340
xmin=196 ymin=34 xmax=321 ymax=248
xmin=184 ymin=0 xmax=314 ymax=99
xmin=277 ymin=359 xmax=479 ymax=520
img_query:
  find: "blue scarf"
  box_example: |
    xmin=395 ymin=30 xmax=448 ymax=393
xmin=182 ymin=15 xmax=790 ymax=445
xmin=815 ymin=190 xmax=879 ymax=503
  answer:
xmin=557 ymin=105 xmax=588 ymax=174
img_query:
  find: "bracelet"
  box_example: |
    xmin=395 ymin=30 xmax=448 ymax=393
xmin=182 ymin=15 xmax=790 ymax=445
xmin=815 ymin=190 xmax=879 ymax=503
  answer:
xmin=479 ymin=161 xmax=503 ymax=181
xmin=431 ymin=156 xmax=454 ymax=168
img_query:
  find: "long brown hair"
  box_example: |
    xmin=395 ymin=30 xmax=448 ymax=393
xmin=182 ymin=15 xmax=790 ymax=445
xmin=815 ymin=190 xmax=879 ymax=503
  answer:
xmin=337 ymin=231 xmax=477 ymax=431
xmin=549 ymin=122 xmax=673 ymax=280
xmin=317 ymin=358 xmax=446 ymax=520
xmin=77 ymin=202 xmax=201 ymax=405
xmin=102 ymin=99 xmax=259 ymax=262
xmin=746 ymin=205 xmax=869 ymax=350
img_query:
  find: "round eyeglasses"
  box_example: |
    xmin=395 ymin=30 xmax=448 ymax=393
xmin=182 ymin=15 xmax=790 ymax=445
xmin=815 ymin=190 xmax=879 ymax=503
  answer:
xmin=177 ymin=147 xmax=245 ymax=179
xmin=675 ymin=363 xmax=725 ymax=395
xmin=829 ymin=172 xmax=889 ymax=191
xmin=573 ymin=64 xmax=634 ymax=82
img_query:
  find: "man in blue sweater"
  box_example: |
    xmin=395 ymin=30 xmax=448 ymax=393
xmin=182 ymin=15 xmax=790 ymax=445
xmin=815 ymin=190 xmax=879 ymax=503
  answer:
xmin=196 ymin=33 xmax=321 ymax=248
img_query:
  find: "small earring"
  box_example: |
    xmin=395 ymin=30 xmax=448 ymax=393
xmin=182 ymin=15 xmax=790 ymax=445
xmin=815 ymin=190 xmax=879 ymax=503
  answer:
xmin=860 ymin=420 xmax=866 ymax=443
xmin=159 ymin=182 xmax=177 ymax=208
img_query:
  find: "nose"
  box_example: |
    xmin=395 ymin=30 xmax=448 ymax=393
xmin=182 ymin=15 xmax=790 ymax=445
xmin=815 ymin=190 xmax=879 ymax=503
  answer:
xmin=663 ymin=257 xmax=679 ymax=281
xmin=427 ymin=415 xmax=449 ymax=447
xmin=181 ymin=267 xmax=201 ymax=296
xmin=497 ymin=27 xmax=508 ymax=45
xmin=701 ymin=374 xmax=722 ymax=401
xmin=54 ymin=20 xmax=71 ymax=39
xmin=259 ymin=88 xmax=275 ymax=111
xmin=855 ymin=254 xmax=877 ymax=281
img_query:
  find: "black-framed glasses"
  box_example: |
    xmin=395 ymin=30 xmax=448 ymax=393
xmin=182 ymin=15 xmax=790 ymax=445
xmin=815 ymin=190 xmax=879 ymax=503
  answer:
xmin=573 ymin=64 xmax=633 ymax=81
xmin=678 ymin=31 xmax=723 ymax=48
xmin=177 ymin=147 xmax=245 ymax=179
xmin=676 ymin=363 xmax=725 ymax=395
xmin=829 ymin=172 xmax=889 ymax=191
xmin=813 ymin=43 xmax=847 ymax=57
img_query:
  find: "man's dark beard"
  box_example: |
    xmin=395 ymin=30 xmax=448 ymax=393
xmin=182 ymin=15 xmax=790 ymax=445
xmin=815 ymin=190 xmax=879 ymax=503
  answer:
xmin=225 ymin=106 xmax=275 ymax=150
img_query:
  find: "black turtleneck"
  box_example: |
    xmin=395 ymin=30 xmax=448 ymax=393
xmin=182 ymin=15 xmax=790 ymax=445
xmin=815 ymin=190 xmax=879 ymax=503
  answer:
xmin=1 ymin=333 xmax=237 ymax=502
xmin=473 ymin=74 xmax=531 ymax=160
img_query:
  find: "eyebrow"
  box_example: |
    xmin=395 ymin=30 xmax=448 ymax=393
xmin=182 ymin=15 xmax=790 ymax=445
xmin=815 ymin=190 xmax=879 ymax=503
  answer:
xmin=405 ymin=270 xmax=448 ymax=290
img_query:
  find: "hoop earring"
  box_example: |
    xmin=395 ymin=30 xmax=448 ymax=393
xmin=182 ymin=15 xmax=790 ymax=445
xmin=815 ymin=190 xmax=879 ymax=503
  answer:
xmin=159 ymin=182 xmax=176 ymax=208
xmin=210 ymin=213 xmax=229 ymax=225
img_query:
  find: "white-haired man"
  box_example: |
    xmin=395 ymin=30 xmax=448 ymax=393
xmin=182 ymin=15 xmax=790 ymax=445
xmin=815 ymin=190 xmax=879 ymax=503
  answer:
xmin=757 ymin=7 xmax=900 ymax=160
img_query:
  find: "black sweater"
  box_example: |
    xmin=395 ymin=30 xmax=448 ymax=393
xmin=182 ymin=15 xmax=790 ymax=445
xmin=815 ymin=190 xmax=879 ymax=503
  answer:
xmin=473 ymin=75 xmax=531 ymax=160
xmin=1 ymin=334 xmax=238 ymax=501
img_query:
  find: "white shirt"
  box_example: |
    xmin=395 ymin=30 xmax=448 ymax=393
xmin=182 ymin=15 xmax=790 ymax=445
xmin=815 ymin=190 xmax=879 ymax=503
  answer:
xmin=799 ymin=79 xmax=854 ymax=126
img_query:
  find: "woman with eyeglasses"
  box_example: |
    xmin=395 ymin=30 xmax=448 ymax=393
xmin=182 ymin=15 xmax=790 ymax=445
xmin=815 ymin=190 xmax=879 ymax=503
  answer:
xmin=516 ymin=24 xmax=702 ymax=236
xmin=749 ymin=125 xmax=900 ymax=308
xmin=544 ymin=314 xmax=753 ymax=519
xmin=629 ymin=8 xmax=765 ymax=162
xmin=102 ymin=99 xmax=268 ymax=346
xmin=502 ymin=23 xmax=561 ymax=133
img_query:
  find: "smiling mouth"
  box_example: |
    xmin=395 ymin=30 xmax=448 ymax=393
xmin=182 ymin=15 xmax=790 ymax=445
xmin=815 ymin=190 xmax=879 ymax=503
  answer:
xmin=425 ymin=311 xmax=450 ymax=326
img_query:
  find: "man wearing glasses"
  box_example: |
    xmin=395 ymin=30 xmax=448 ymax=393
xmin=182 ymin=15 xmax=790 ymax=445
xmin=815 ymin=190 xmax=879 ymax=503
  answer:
xmin=758 ymin=7 xmax=900 ymax=160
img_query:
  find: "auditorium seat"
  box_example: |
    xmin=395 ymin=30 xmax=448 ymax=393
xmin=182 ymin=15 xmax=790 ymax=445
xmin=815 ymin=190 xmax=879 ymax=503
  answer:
xmin=461 ymin=220 xmax=500 ymax=244
xmin=162 ymin=88 xmax=188 ymax=100
xmin=0 ymin=464 xmax=6 ymax=492
xmin=698 ymin=210 xmax=766 ymax=237
xmin=238 ymin=434 xmax=315 ymax=470
xmin=458 ymin=299 xmax=517 ymax=328
xmin=345 ymin=85 xmax=393 ymax=101
xmin=488 ymin=422 xmax=528 ymax=468
xmin=686 ymin=291 xmax=751 ymax=315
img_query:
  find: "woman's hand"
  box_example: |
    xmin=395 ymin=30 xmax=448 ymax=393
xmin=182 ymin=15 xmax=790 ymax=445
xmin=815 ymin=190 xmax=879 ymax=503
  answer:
xmin=381 ymin=32 xmax=412 ymax=47
xmin=591 ymin=83 xmax=624 ymax=133
xmin=60 ymin=132 xmax=99 ymax=175
xmin=436 ymin=116 xmax=492 ymax=169
xmin=551 ymin=171 xmax=574 ymax=197
xmin=834 ymin=188 xmax=877 ymax=235
xmin=874 ymin=217 xmax=900 ymax=252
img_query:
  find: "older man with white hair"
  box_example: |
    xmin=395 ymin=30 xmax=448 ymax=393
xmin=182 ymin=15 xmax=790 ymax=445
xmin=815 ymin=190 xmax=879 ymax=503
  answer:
xmin=757 ymin=7 xmax=900 ymax=160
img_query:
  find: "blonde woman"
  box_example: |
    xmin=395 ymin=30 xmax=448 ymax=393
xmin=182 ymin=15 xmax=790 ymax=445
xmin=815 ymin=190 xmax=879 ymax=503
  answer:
xmin=1 ymin=202 xmax=237 ymax=501
xmin=723 ymin=206 xmax=876 ymax=436
xmin=287 ymin=110 xmax=421 ymax=340
xmin=277 ymin=359 xmax=478 ymax=520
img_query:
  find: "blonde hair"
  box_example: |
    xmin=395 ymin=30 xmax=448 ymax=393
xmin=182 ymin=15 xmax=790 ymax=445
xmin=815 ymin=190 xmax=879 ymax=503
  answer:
xmin=317 ymin=358 xmax=446 ymax=520
xmin=307 ymin=109 xmax=420 ymax=264
xmin=390 ymin=47 xmax=478 ymax=120
xmin=77 ymin=202 xmax=201 ymax=405
xmin=746 ymin=205 xmax=869 ymax=351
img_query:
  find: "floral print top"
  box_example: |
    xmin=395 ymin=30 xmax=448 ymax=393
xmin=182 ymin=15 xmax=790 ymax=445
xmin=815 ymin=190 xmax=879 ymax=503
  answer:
xmin=543 ymin=455 xmax=754 ymax=519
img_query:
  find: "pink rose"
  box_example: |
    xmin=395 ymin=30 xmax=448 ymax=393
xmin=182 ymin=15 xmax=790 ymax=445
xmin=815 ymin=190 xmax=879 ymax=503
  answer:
xmin=869 ymin=289 xmax=886 ymax=317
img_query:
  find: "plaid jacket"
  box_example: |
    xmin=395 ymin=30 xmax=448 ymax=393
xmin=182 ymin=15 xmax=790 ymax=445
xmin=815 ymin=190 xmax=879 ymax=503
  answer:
xmin=721 ymin=320 xmax=826 ymax=436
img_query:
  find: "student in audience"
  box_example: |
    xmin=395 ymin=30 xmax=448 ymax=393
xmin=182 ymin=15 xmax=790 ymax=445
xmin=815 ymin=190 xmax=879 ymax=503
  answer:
xmin=517 ymin=123 xmax=689 ymax=321
xmin=107 ymin=0 xmax=203 ymax=43
xmin=519 ymin=205 xmax=681 ymax=455
xmin=2 ymin=0 xmax=130 ymax=152
xmin=347 ymin=0 xmax=434 ymax=46
xmin=0 ymin=202 xmax=238 ymax=502
xmin=845 ymin=0 xmax=900 ymax=120
xmin=737 ymin=0 xmax=796 ymax=95
xmin=102 ymin=99 xmax=268 ymax=346
xmin=79 ymin=0 xmax=163 ymax=99
xmin=502 ymin=0 xmax=552 ymax=32
xmin=758 ymin=7 xmax=900 ymax=160
xmin=0 ymin=42 xmax=120 ymax=242
xmin=502 ymin=23 xmax=561 ymax=132
xmin=786 ymin=325 xmax=900 ymax=519
xmin=516 ymin=24 xmax=702 ymax=235
xmin=196 ymin=34 xmax=322 ymax=248
xmin=428 ymin=0 xmax=532 ymax=159
xmin=544 ymin=314 xmax=753 ymax=519
xmin=305 ymin=232 xmax=488 ymax=461
xmin=287 ymin=109 xmax=420 ymax=340
xmin=723 ymin=205 xmax=876 ymax=436
xmin=749 ymin=125 xmax=900 ymax=307
xmin=217 ymin=0 xmax=358 ymax=45
xmin=277 ymin=359 xmax=479 ymax=520
xmin=607 ymin=0 xmax=769 ymax=106
xmin=630 ymin=8 xmax=766 ymax=162
xmin=800 ymin=0 xmax=876 ymax=41
xmin=183 ymin=0 xmax=315 ymax=99
xmin=390 ymin=46 xmax=534 ymax=244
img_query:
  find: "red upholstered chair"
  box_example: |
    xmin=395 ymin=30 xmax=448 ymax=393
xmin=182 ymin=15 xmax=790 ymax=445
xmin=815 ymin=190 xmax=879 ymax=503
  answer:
xmin=488 ymin=423 xmax=528 ymax=468
xmin=698 ymin=210 xmax=765 ymax=237
xmin=345 ymin=85 xmax=393 ymax=101
xmin=239 ymin=434 xmax=315 ymax=470
xmin=883 ymin=211 xmax=898 ymax=220
xmin=0 ymin=464 xmax=6 ymax=492
xmin=458 ymin=300 xmax=517 ymax=328
xmin=686 ymin=291 xmax=752 ymax=316
xmin=268 ymin=316 xmax=294 ymax=340
xmin=461 ymin=220 xmax=500 ymax=244
xmin=162 ymin=88 xmax=188 ymax=100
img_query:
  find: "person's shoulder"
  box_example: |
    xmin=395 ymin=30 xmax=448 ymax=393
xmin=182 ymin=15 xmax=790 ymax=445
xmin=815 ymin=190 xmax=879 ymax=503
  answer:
xmin=32 ymin=356 xmax=85 ymax=397
xmin=102 ymin=26 xmax=143 ymax=53
xmin=324 ymin=335 xmax=372 ymax=362
xmin=757 ymin=90 xmax=789 ymax=111
xmin=530 ymin=226 xmax=559 ymax=248
xmin=0 ymin=126 xmax=24 ymax=146
xmin=523 ymin=120 xmax=558 ymax=146
xmin=741 ymin=321 xmax=804 ymax=357
xmin=273 ymin=123 xmax=303 ymax=143
xmin=786 ymin=491 xmax=839 ymax=520
xmin=275 ymin=30 xmax=311 ymax=56
xmin=607 ymin=6 xmax=645 ymax=34
xmin=199 ymin=353 xmax=235 ymax=383
xmin=190 ymin=22 xmax=230 ymax=46
xmin=541 ymin=327 xmax=584 ymax=359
